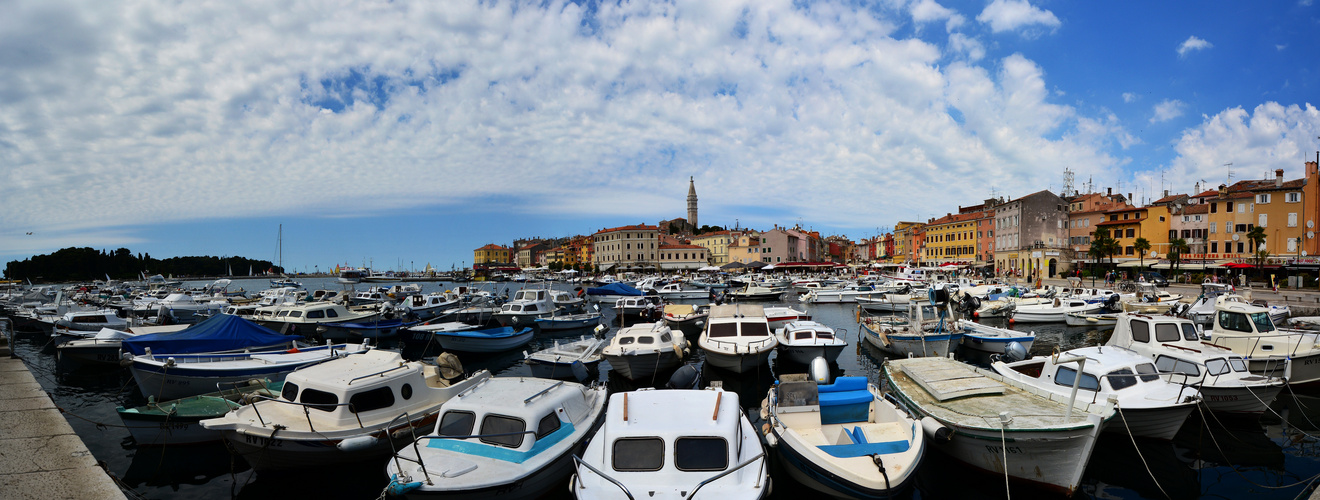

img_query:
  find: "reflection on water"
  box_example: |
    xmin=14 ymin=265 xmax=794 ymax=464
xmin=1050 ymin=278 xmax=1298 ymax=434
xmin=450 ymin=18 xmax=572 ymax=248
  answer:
xmin=11 ymin=277 xmax=1320 ymax=499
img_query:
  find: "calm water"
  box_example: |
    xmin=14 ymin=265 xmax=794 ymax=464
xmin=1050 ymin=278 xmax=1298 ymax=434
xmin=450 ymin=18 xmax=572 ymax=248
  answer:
xmin=10 ymin=277 xmax=1320 ymax=499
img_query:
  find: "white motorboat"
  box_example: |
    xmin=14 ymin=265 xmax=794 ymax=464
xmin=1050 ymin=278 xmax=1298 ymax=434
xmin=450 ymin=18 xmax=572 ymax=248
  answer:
xmin=763 ymin=306 xmax=810 ymax=330
xmin=150 ymin=293 xmax=228 ymax=325
xmin=387 ymin=377 xmax=607 ymax=499
xmin=251 ymin=301 xmax=385 ymax=336
xmin=524 ymin=333 xmax=607 ymax=379
xmin=493 ymin=289 xmax=557 ymax=327
xmin=775 ymin=320 xmax=847 ymax=365
xmin=202 ymin=350 xmax=484 ymax=471
xmin=51 ymin=309 xmax=129 ymax=337
xmin=602 ymin=322 xmax=688 ymax=381
xmin=570 ymin=388 xmax=769 ymax=500
xmin=129 ymin=341 xmax=371 ymax=401
xmin=955 ymin=319 xmax=1035 ymax=357
xmin=854 ymin=292 xmax=915 ymax=313
xmin=534 ymin=311 xmax=603 ymax=331
xmin=1185 ymin=283 xmax=1236 ymax=325
xmin=615 ymin=294 xmax=665 ymax=319
xmin=662 ymin=303 xmax=709 ymax=332
xmin=396 ymin=292 xmax=461 ymax=321
xmin=699 ymin=304 xmax=777 ymax=374
xmin=655 ymin=282 xmax=710 ymax=300
xmin=993 ymin=346 xmax=1201 ymax=440
xmin=1012 ymin=297 xmax=1102 ymax=323
xmin=884 ymin=356 xmax=1114 ymax=495
xmin=1106 ymin=313 xmax=1285 ymax=415
xmin=799 ymin=284 xmax=884 ymax=304
xmin=761 ymin=375 xmax=926 ymax=498
xmin=859 ymin=297 xmax=963 ymax=359
xmin=1203 ymin=294 xmax=1320 ymax=386
xmin=726 ymin=284 xmax=785 ymax=301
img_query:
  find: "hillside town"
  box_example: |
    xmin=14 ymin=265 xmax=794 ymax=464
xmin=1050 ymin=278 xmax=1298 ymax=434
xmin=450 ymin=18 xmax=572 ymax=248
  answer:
xmin=474 ymin=160 xmax=1320 ymax=282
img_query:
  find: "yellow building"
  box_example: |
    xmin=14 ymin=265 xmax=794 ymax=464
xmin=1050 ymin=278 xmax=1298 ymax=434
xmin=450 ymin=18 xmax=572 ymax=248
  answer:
xmin=1096 ymin=205 xmax=1169 ymax=268
xmin=728 ymin=235 xmax=762 ymax=264
xmin=473 ymin=244 xmax=511 ymax=264
xmin=890 ymin=222 xmax=923 ymax=264
xmin=691 ymin=230 xmax=737 ymax=265
xmin=923 ymin=212 xmax=983 ymax=265
xmin=1249 ymin=170 xmax=1307 ymax=259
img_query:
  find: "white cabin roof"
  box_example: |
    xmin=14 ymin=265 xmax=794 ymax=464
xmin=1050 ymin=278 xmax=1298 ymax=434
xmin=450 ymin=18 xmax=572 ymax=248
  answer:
xmin=603 ymin=389 xmax=741 ymax=437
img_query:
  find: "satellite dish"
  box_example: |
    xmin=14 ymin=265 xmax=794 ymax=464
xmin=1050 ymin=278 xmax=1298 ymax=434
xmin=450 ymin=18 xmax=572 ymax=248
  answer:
xmin=1232 ymin=234 xmax=1240 ymax=241
xmin=1309 ymin=220 xmax=1315 ymax=229
xmin=1150 ymin=251 xmax=1158 ymax=257
xmin=1310 ymin=231 xmax=1315 ymax=239
xmin=1304 ymin=251 xmax=1310 ymax=257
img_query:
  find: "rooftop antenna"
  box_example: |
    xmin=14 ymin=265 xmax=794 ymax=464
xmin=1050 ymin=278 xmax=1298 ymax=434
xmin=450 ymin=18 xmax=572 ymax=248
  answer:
xmin=1225 ymin=163 xmax=1234 ymax=184
xmin=1063 ymin=168 xmax=1076 ymax=197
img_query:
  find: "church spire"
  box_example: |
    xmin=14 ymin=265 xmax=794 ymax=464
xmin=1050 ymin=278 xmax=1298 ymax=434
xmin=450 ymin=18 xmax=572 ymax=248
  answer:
xmin=687 ymin=176 xmax=698 ymax=229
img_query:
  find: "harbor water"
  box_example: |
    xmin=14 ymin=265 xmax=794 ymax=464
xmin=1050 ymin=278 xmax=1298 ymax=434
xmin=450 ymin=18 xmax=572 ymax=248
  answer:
xmin=11 ymin=277 xmax=1320 ymax=499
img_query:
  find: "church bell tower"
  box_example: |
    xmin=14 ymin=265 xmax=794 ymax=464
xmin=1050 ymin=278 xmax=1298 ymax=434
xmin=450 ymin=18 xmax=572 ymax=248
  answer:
xmin=687 ymin=176 xmax=698 ymax=229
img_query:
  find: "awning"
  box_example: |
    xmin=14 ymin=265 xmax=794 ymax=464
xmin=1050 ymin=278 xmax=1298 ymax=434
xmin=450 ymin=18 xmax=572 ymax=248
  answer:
xmin=1116 ymin=261 xmax=1146 ymax=268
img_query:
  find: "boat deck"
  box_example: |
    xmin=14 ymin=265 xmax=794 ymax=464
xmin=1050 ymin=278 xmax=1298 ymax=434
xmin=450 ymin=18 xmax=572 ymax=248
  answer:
xmin=887 ymin=357 xmax=1099 ymax=430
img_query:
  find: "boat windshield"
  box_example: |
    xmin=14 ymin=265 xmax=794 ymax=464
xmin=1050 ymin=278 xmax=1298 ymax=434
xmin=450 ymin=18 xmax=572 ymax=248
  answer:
xmin=675 ymin=437 xmax=728 ymax=471
xmin=1181 ymin=323 xmax=1200 ymax=341
xmin=1250 ymin=312 xmax=1275 ymax=332
xmin=1228 ymin=357 xmax=1248 ymax=372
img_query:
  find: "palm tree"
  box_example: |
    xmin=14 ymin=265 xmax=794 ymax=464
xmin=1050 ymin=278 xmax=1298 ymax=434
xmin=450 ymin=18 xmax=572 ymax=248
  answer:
xmin=1246 ymin=226 xmax=1267 ymax=276
xmin=1134 ymin=237 xmax=1151 ymax=275
xmin=1167 ymin=238 xmax=1189 ymax=277
xmin=1089 ymin=228 xmax=1121 ymax=278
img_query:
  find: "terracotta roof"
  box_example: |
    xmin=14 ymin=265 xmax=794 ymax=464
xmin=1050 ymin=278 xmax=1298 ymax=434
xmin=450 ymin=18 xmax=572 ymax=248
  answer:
xmin=1182 ymin=204 xmax=1209 ymax=214
xmin=594 ymin=224 xmax=659 ymax=234
xmin=1151 ymin=194 xmax=1187 ymax=204
xmin=1097 ymin=218 xmax=1146 ymax=226
xmin=475 ymin=243 xmax=508 ymax=251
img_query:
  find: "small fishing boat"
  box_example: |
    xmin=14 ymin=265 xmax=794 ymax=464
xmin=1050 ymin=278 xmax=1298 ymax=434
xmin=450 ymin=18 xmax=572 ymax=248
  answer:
xmin=884 ymin=356 xmax=1114 ymax=495
xmin=662 ymin=303 xmax=709 ymax=332
xmin=116 ymin=379 xmax=282 ymax=446
xmin=799 ymin=284 xmax=884 ymax=304
xmin=534 ymin=311 xmax=603 ymax=331
xmin=202 ymin=350 xmax=482 ymax=471
xmin=699 ymin=304 xmax=777 ymax=374
xmin=129 ymin=341 xmax=371 ymax=401
xmin=1064 ymin=311 xmax=1121 ymax=326
xmin=317 ymin=318 xmax=405 ymax=340
xmin=763 ymin=306 xmax=810 ymax=331
xmin=775 ymin=320 xmax=847 ymax=365
xmin=570 ymin=387 xmax=769 ymax=500
xmin=992 ymin=346 xmax=1201 ymax=440
xmin=602 ymin=322 xmax=688 ymax=381
xmin=726 ymin=284 xmax=784 ymax=301
xmin=386 ymin=377 xmax=607 ymax=499
xmin=1012 ymin=297 xmax=1102 ymax=323
xmin=955 ymin=319 xmax=1035 ymax=357
xmin=614 ymin=294 xmax=665 ymax=320
xmin=56 ymin=327 xmax=139 ymax=365
xmin=493 ymin=289 xmax=557 ymax=327
xmin=401 ymin=321 xmax=483 ymax=344
xmin=524 ymin=333 xmax=607 ymax=379
xmin=655 ymin=282 xmax=710 ymax=300
xmin=1204 ymin=294 xmax=1320 ymax=385
xmin=430 ymin=326 xmax=534 ymax=353
xmin=859 ymin=295 xmax=962 ymax=359
xmin=761 ymin=375 xmax=927 ymax=498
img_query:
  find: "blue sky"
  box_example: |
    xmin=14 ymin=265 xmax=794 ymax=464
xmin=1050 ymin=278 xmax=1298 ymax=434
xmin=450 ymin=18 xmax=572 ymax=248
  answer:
xmin=3 ymin=0 xmax=1319 ymax=275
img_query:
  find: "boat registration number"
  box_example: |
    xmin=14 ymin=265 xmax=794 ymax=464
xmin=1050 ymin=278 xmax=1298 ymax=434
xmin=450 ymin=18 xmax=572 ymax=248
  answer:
xmin=986 ymin=445 xmax=1024 ymax=455
xmin=244 ymin=435 xmax=283 ymax=447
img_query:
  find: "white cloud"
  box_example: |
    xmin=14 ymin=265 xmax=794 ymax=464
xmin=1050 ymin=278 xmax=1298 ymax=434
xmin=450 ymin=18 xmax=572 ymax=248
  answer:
xmin=1122 ymin=92 xmax=1139 ymax=103
xmin=0 ymin=0 xmax=1135 ymax=257
xmin=1177 ymin=36 xmax=1212 ymax=57
xmin=1167 ymin=102 xmax=1320 ymax=189
xmin=1276 ymin=44 xmax=1288 ymax=51
xmin=910 ymin=0 xmax=965 ymax=31
xmin=1151 ymin=99 xmax=1186 ymax=123
xmin=976 ymin=0 xmax=1061 ymax=35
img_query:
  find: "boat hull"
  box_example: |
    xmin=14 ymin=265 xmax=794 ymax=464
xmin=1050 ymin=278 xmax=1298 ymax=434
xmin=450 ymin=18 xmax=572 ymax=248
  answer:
xmin=776 ymin=344 xmax=845 ymax=365
xmin=959 ymin=336 xmax=1036 ymax=356
xmin=121 ymin=414 xmax=226 ymax=446
xmin=772 ymin=427 xmax=920 ymax=499
xmin=702 ymin=348 xmax=773 ymax=374
xmin=861 ymin=324 xmax=961 ymax=358
xmin=434 ymin=330 xmax=533 ymax=353
xmin=1107 ymin=404 xmax=1195 ymax=441
xmin=603 ymin=351 xmax=684 ymax=381
xmin=219 ymin=413 xmax=439 ymax=471
xmin=1198 ymin=383 xmax=1284 ymax=414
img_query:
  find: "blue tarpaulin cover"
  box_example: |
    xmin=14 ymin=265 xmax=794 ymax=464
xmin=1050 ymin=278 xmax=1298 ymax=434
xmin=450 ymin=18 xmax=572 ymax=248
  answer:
xmin=585 ymin=283 xmax=643 ymax=296
xmin=121 ymin=314 xmax=298 ymax=356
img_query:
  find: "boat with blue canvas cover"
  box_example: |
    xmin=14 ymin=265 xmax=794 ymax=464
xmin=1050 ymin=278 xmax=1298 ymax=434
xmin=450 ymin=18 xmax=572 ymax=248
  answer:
xmin=430 ymin=326 xmax=533 ymax=353
xmin=385 ymin=377 xmax=607 ymax=499
xmin=761 ymin=375 xmax=927 ymax=499
xmin=585 ymin=282 xmax=644 ymax=302
xmin=121 ymin=313 xmax=298 ymax=357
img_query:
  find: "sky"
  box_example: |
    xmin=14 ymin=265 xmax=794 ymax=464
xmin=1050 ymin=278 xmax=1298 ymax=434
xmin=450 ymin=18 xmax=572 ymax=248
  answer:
xmin=4 ymin=0 xmax=1320 ymax=275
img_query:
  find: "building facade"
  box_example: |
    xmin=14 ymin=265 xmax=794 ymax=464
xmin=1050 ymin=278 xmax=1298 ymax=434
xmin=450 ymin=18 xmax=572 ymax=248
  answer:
xmin=592 ymin=224 xmax=660 ymax=271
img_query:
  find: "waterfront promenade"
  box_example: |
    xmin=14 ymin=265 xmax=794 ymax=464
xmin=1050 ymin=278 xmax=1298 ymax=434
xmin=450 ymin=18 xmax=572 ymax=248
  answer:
xmin=0 ymin=333 xmax=126 ymax=499
xmin=1037 ymin=276 xmax=1320 ymax=317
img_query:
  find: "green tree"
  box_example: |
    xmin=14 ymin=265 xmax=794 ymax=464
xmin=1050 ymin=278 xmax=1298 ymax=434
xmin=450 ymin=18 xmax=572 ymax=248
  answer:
xmin=1247 ymin=226 xmax=1268 ymax=275
xmin=1089 ymin=228 xmax=1121 ymax=274
xmin=1167 ymin=238 xmax=1189 ymax=277
xmin=1133 ymin=237 xmax=1151 ymax=273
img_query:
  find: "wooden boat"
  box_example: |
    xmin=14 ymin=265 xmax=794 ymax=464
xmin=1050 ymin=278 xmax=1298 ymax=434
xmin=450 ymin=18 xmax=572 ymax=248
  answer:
xmin=431 ymin=326 xmax=533 ymax=353
xmin=883 ymin=356 xmax=1114 ymax=495
xmin=116 ymin=378 xmax=282 ymax=446
xmin=761 ymin=375 xmax=926 ymax=498
xmin=202 ymin=350 xmax=483 ymax=471
xmin=859 ymin=297 xmax=962 ymax=359
xmin=387 ymin=377 xmax=607 ymax=499
xmin=570 ymin=388 xmax=768 ymax=500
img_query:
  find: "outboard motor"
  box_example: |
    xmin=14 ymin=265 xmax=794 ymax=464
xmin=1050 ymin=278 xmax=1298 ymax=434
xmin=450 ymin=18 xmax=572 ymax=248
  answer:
xmin=809 ymin=356 xmax=831 ymax=384
xmin=666 ymin=363 xmax=702 ymax=390
xmin=1001 ymin=341 xmax=1027 ymax=363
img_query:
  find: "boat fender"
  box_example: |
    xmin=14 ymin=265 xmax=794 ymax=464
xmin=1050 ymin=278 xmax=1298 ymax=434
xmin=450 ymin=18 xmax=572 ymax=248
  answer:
xmin=809 ymin=357 xmax=831 ymax=384
xmin=119 ymin=352 xmax=134 ymax=367
xmin=920 ymin=417 xmax=951 ymax=441
xmin=387 ymin=474 xmax=423 ymax=496
xmin=336 ymin=435 xmax=379 ymax=453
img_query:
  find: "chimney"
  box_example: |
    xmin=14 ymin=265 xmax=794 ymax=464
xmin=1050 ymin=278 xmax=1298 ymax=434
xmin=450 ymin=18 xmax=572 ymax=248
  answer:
xmin=1276 ymin=169 xmax=1284 ymax=187
xmin=1107 ymin=187 xmax=1112 ymax=196
xmin=1163 ymin=189 xmax=1169 ymax=198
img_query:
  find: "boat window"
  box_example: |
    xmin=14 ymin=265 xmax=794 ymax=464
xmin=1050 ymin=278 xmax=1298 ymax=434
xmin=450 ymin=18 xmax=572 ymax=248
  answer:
xmin=1154 ymin=324 xmax=1180 ymax=342
xmin=289 ymin=311 xmax=303 ymax=318
xmin=1154 ymin=355 xmax=1200 ymax=376
xmin=1131 ymin=320 xmax=1150 ymax=343
xmin=536 ymin=413 xmax=561 ymax=439
xmin=638 ymin=336 xmax=654 ymax=344
xmin=1250 ymin=312 xmax=1275 ymax=332
xmin=612 ymin=438 xmax=664 ymax=472
xmin=348 ymin=386 xmax=396 ymax=413
xmin=817 ymin=330 xmax=834 ymax=340
xmin=277 ymin=310 xmax=290 ymax=318
xmin=479 ymin=414 xmax=526 ymax=448
xmin=1181 ymin=323 xmax=1200 ymax=341
xmin=326 ymin=309 xmax=338 ymax=318
xmin=1106 ymin=369 xmax=1138 ymax=391
xmin=280 ymin=382 xmax=299 ymax=401
xmin=1228 ymin=357 xmax=1248 ymax=372
xmin=794 ymin=331 xmax=813 ymax=340
xmin=1053 ymin=367 xmax=1099 ymax=391
xmin=1136 ymin=363 xmax=1160 ymax=382
xmin=525 ymin=304 xmax=538 ymax=312
xmin=307 ymin=310 xmax=324 ymax=319
xmin=1206 ymin=358 xmax=1231 ymax=376
xmin=741 ymin=322 xmax=770 ymax=337
xmin=1218 ymin=311 xmax=1253 ymax=333
xmin=400 ymin=384 xmax=412 ymax=400
xmin=299 ymin=389 xmax=339 ymax=412
xmin=675 ymin=437 xmax=729 ymax=471
xmin=660 ymin=332 xmax=672 ymax=343
xmin=438 ymin=411 xmax=475 ymax=437
xmin=619 ymin=337 xmax=635 ymax=345
xmin=709 ymin=323 xmax=738 ymax=338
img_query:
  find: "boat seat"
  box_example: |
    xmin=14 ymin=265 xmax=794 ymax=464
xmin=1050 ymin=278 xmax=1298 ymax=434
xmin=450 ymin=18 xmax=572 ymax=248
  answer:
xmin=819 ymin=430 xmax=912 ymax=458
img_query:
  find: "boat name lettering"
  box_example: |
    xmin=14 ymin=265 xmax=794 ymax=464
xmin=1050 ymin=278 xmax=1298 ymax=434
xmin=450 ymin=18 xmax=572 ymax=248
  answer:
xmin=158 ymin=422 xmax=192 ymax=430
xmin=1206 ymin=395 xmax=1239 ymax=401
xmin=1305 ymin=358 xmax=1320 ymax=366
xmin=244 ymin=435 xmax=283 ymax=447
xmin=986 ymin=445 xmax=1024 ymax=455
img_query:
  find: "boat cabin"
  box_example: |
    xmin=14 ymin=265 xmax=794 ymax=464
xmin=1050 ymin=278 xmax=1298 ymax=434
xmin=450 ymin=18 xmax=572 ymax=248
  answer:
xmin=423 ymin=379 xmax=591 ymax=461
xmin=706 ymin=304 xmax=772 ymax=339
xmin=1107 ymin=314 xmax=1255 ymax=383
xmin=274 ymin=350 xmax=451 ymax=427
xmin=597 ymin=389 xmax=754 ymax=481
xmin=1000 ymin=346 xmax=1166 ymax=402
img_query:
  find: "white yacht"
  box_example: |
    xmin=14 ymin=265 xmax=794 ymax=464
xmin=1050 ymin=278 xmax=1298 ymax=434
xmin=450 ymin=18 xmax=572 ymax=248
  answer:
xmin=492 ymin=288 xmax=557 ymax=327
xmin=1204 ymin=294 xmax=1320 ymax=385
xmin=698 ymin=304 xmax=777 ymax=374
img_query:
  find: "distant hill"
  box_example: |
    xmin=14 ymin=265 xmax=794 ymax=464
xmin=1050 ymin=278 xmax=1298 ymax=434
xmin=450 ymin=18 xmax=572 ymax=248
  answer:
xmin=4 ymin=247 xmax=279 ymax=283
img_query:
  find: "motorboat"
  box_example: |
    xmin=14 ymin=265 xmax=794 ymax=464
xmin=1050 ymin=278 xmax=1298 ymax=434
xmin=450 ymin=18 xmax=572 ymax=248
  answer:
xmin=149 ymin=293 xmax=228 ymax=325
xmin=202 ymin=350 xmax=483 ymax=471
xmin=117 ymin=378 xmax=282 ymax=446
xmin=854 ymin=292 xmax=915 ymax=313
xmin=955 ymin=319 xmax=1034 ymax=358
xmin=524 ymin=333 xmax=607 ymax=379
xmin=1105 ymin=313 xmax=1285 ymax=415
xmin=763 ymin=306 xmax=810 ymax=331
xmin=534 ymin=311 xmax=603 ymax=331
xmin=992 ymin=346 xmax=1201 ymax=440
xmin=761 ymin=375 xmax=926 ymax=498
xmin=602 ymin=322 xmax=688 ymax=381
xmin=396 ymin=292 xmax=461 ymax=321
xmin=1185 ymin=283 xmax=1236 ymax=325
xmin=493 ymin=289 xmax=557 ymax=327
xmin=614 ymin=294 xmax=665 ymax=320
xmin=661 ymin=303 xmax=709 ymax=332
xmin=1064 ymin=311 xmax=1121 ymax=326
xmin=884 ymin=356 xmax=1114 ymax=495
xmin=799 ymin=284 xmax=883 ymax=304
xmin=128 ymin=338 xmax=370 ymax=401
xmin=386 ymin=377 xmax=607 ymax=499
xmin=401 ymin=321 xmax=483 ymax=345
xmin=655 ymin=282 xmax=709 ymax=300
xmin=50 ymin=309 xmax=129 ymax=337
xmin=1012 ymin=297 xmax=1102 ymax=323
xmin=725 ymin=284 xmax=784 ymax=301
xmin=56 ymin=327 xmax=141 ymax=365
xmin=570 ymin=388 xmax=769 ymax=500
xmin=699 ymin=304 xmax=777 ymax=374
xmin=585 ymin=282 xmax=644 ymax=303
xmin=430 ymin=326 xmax=534 ymax=353
xmin=551 ymin=289 xmax=588 ymax=313
xmin=774 ymin=320 xmax=847 ymax=365
xmin=859 ymin=296 xmax=963 ymax=359
xmin=251 ymin=301 xmax=386 ymax=336
xmin=1203 ymin=294 xmax=1320 ymax=385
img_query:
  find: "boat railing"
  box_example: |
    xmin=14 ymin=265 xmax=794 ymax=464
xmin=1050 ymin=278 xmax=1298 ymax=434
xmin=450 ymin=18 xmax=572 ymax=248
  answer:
xmin=347 ymin=364 xmax=409 ymax=385
xmin=1206 ymin=330 xmax=1318 ymax=359
xmin=570 ymin=455 xmax=635 ymax=500
xmin=703 ymin=336 xmax=775 ymax=353
xmin=686 ymin=450 xmax=767 ymax=499
xmin=245 ymin=395 xmax=366 ymax=431
xmin=385 ymin=411 xmax=433 ymax=484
